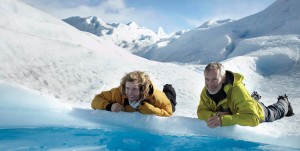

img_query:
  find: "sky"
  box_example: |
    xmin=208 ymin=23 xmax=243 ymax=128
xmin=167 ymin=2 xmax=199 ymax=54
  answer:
xmin=21 ymin=0 xmax=275 ymax=33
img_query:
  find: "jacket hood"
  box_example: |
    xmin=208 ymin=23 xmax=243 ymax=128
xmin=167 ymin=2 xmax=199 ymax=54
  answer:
xmin=233 ymin=72 xmax=244 ymax=86
xmin=223 ymin=71 xmax=244 ymax=94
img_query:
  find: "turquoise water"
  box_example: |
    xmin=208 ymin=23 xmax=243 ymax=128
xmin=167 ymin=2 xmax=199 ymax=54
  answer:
xmin=0 ymin=127 xmax=294 ymax=151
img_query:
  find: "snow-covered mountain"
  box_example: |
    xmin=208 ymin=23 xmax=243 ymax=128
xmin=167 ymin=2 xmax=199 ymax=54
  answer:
xmin=1 ymin=0 xmax=300 ymax=149
xmin=1 ymin=0 xmax=299 ymax=116
xmin=138 ymin=0 xmax=300 ymax=64
xmin=0 ymin=0 xmax=201 ymax=117
xmin=63 ymin=16 xmax=169 ymax=53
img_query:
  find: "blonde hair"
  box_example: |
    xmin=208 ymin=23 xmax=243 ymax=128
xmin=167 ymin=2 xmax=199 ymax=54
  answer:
xmin=120 ymin=71 xmax=151 ymax=99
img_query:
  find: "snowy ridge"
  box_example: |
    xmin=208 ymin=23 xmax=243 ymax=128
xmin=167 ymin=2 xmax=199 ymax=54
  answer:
xmin=63 ymin=16 xmax=111 ymax=37
xmin=63 ymin=16 xmax=169 ymax=53
xmin=0 ymin=0 xmax=201 ymax=117
xmin=138 ymin=0 xmax=300 ymax=64
xmin=197 ymin=18 xmax=234 ymax=29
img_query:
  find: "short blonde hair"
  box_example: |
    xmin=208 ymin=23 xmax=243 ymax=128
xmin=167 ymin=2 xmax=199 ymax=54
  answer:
xmin=120 ymin=71 xmax=151 ymax=99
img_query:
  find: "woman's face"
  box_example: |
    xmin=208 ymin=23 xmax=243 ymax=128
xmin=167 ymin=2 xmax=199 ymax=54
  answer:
xmin=125 ymin=81 xmax=141 ymax=102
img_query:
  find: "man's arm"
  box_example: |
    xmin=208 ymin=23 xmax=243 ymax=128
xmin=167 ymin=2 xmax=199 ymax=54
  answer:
xmin=221 ymin=84 xmax=262 ymax=126
xmin=197 ymin=88 xmax=217 ymax=121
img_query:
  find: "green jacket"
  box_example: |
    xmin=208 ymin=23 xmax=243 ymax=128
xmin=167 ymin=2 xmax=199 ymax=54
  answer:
xmin=197 ymin=71 xmax=265 ymax=126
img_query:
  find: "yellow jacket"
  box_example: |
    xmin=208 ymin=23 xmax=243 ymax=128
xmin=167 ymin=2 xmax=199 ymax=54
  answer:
xmin=91 ymin=84 xmax=173 ymax=117
xmin=197 ymin=71 xmax=265 ymax=126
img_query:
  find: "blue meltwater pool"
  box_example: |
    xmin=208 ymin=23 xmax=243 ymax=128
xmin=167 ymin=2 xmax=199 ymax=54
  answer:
xmin=0 ymin=126 xmax=296 ymax=151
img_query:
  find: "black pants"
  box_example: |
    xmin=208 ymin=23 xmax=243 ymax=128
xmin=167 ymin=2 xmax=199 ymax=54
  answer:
xmin=163 ymin=84 xmax=176 ymax=112
xmin=259 ymin=99 xmax=288 ymax=122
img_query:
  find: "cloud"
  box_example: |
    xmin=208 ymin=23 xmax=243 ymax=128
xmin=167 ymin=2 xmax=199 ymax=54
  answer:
xmin=21 ymin=0 xmax=275 ymax=33
xmin=22 ymin=0 xmax=133 ymax=21
xmin=22 ymin=0 xmax=167 ymax=32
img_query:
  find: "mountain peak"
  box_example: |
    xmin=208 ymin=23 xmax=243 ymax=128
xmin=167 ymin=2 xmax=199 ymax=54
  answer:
xmin=157 ymin=26 xmax=167 ymax=37
xmin=126 ymin=21 xmax=139 ymax=28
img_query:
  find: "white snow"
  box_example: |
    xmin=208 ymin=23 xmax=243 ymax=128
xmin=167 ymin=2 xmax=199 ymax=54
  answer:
xmin=1 ymin=80 xmax=299 ymax=149
xmin=138 ymin=0 xmax=300 ymax=64
xmin=63 ymin=16 xmax=170 ymax=53
xmin=0 ymin=0 xmax=300 ymax=150
xmin=197 ymin=18 xmax=234 ymax=29
xmin=0 ymin=0 xmax=201 ymax=118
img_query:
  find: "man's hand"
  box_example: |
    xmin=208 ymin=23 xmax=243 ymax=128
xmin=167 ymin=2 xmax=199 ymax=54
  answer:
xmin=207 ymin=115 xmax=221 ymax=128
xmin=217 ymin=111 xmax=230 ymax=115
xmin=111 ymin=103 xmax=123 ymax=112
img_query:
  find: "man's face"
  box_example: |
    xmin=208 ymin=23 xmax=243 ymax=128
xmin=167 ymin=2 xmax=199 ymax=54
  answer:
xmin=204 ymin=69 xmax=224 ymax=94
xmin=125 ymin=81 xmax=141 ymax=102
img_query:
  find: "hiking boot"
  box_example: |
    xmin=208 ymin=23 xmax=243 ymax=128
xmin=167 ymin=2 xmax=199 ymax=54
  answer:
xmin=278 ymin=94 xmax=294 ymax=117
xmin=251 ymin=91 xmax=261 ymax=101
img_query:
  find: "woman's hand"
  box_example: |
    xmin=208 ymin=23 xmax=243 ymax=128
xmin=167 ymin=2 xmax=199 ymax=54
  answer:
xmin=111 ymin=103 xmax=124 ymax=112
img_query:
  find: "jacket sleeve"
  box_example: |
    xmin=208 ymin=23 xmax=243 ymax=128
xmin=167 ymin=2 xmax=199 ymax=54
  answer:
xmin=138 ymin=88 xmax=173 ymax=117
xmin=197 ymin=88 xmax=217 ymax=121
xmin=91 ymin=87 xmax=123 ymax=110
xmin=221 ymin=83 xmax=262 ymax=126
